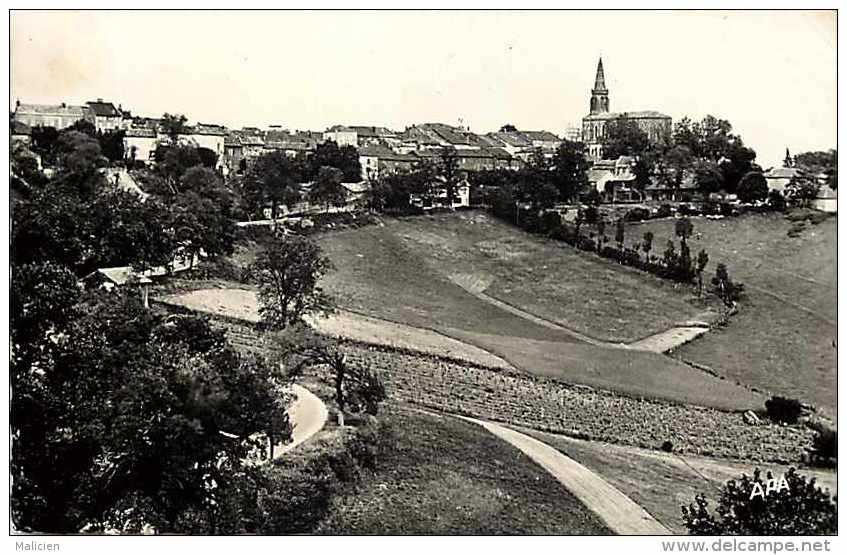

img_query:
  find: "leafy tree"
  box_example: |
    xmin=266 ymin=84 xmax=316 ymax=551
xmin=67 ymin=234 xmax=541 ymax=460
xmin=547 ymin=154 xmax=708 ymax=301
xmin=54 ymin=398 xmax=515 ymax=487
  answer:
xmin=682 ymin=468 xmax=836 ymax=535
xmin=675 ymin=217 xmax=694 ymax=245
xmin=767 ymin=189 xmax=786 ymax=211
xmin=642 ymin=231 xmax=654 ymax=261
xmin=11 ymin=293 xmax=289 ymax=533
xmin=695 ymin=249 xmax=709 ymax=297
xmin=736 ymin=171 xmax=769 ymax=204
xmin=68 ymin=119 xmax=97 ymax=137
xmin=242 ymin=151 xmax=304 ymax=221
xmin=308 ymin=166 xmax=347 ymax=212
xmin=97 ymin=130 xmax=126 ymax=162
xmin=656 ymin=144 xmax=693 ymax=191
xmin=718 ymin=143 xmax=759 ymax=194
xmin=785 ymin=174 xmax=820 ymax=207
xmin=551 ymin=140 xmax=590 ymax=202
xmin=56 ymin=131 xmax=107 ymax=177
xmin=614 ymin=218 xmax=625 ymax=249
xmin=694 ymin=160 xmax=724 ymax=196
xmin=160 ymin=113 xmax=189 ymax=143
xmin=274 ymin=325 xmax=386 ymax=425
xmin=309 ymin=140 xmax=361 ymax=183
xmin=251 ymin=236 xmax=334 ymax=330
xmin=439 ymin=147 xmax=461 ymax=206
xmin=156 ymin=144 xmax=203 ymax=192
xmin=196 ymin=147 xmax=219 ymax=169
xmin=603 ymin=117 xmax=650 ymax=159
xmin=794 ymin=149 xmax=837 ymax=190
xmin=30 ymin=125 xmax=60 ymax=162
xmin=712 ymin=263 xmax=744 ymax=306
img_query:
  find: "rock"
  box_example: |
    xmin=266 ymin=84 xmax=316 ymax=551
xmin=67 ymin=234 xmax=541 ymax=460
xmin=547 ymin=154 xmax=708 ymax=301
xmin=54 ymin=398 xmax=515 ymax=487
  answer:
xmin=743 ymin=410 xmax=762 ymax=426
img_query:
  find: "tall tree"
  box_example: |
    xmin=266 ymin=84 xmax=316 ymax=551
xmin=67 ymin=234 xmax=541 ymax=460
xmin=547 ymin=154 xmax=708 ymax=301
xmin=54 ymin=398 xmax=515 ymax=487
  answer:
xmin=439 ymin=147 xmax=461 ymax=206
xmin=242 ymin=151 xmax=303 ymax=221
xmin=308 ymin=166 xmax=347 ymax=212
xmin=309 ymin=141 xmax=361 ymax=183
xmin=736 ymin=171 xmax=769 ymax=204
xmin=551 ymin=140 xmax=590 ymax=202
xmin=602 ymin=117 xmax=650 ymax=159
xmin=160 ymin=113 xmax=189 ymax=144
xmin=251 ymin=236 xmax=334 ymax=330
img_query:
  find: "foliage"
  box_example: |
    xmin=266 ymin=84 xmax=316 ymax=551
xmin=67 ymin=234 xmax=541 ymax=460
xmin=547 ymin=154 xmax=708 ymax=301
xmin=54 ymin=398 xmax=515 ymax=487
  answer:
xmin=711 ymin=263 xmax=744 ymax=306
xmin=693 ymin=160 xmax=724 ymax=196
xmin=603 ymin=117 xmax=651 ymax=159
xmin=251 ymin=236 xmax=334 ymax=329
xmin=674 ymin=217 xmax=694 ymax=243
xmin=155 ymin=144 xmax=202 ymax=191
xmin=551 ymin=140 xmax=590 ymax=202
xmin=274 ymin=325 xmax=386 ymax=418
xmin=241 ymin=150 xmax=304 ymax=220
xmin=196 ymin=147 xmax=219 ymax=169
xmin=794 ymin=149 xmax=837 ymax=190
xmin=681 ymin=468 xmax=836 ymax=535
xmin=764 ymin=396 xmax=804 ymax=424
xmin=160 ymin=113 xmax=189 ymax=143
xmin=309 ymin=140 xmax=361 ymax=183
xmin=309 ymin=166 xmax=347 ymax=212
xmin=737 ymin=171 xmax=769 ymax=204
xmin=809 ymin=429 xmax=836 ymax=468
xmin=767 ymin=189 xmax=786 ymax=212
xmin=785 ymin=174 xmax=820 ymax=206
xmin=10 ymin=293 xmax=289 ymax=533
xmin=439 ymin=147 xmax=461 ymax=206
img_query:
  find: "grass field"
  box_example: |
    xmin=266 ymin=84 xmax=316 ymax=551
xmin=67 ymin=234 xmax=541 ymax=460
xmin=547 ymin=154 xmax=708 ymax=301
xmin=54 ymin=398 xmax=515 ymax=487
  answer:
xmin=627 ymin=213 xmax=837 ymax=417
xmin=314 ymin=404 xmax=611 ymax=534
xmin=521 ymin=427 xmax=838 ymax=534
xmin=310 ymin=216 xmax=764 ymax=410
xmin=388 ymin=211 xmax=717 ymax=342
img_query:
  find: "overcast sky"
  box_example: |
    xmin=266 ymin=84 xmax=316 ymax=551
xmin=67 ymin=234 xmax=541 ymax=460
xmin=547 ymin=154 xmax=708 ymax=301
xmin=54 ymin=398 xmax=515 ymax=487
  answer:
xmin=11 ymin=10 xmax=836 ymax=168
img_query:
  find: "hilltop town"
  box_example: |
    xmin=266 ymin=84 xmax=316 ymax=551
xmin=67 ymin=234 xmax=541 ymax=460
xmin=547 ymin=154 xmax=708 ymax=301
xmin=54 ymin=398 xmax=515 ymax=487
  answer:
xmin=10 ymin=55 xmax=838 ymax=537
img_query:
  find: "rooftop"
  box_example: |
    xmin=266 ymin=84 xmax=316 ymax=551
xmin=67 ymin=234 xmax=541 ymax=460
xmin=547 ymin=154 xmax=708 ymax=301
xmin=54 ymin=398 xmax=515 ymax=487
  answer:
xmin=583 ymin=110 xmax=671 ymax=121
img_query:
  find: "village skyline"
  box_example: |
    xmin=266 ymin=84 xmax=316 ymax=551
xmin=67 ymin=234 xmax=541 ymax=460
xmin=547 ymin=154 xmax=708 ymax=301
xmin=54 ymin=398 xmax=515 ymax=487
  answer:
xmin=11 ymin=10 xmax=836 ymax=169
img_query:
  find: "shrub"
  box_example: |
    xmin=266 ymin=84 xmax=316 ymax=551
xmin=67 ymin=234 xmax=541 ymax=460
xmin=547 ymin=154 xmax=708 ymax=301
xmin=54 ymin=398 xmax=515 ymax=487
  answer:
xmin=809 ymin=429 xmax=837 ymax=468
xmin=624 ymin=207 xmax=650 ymax=222
xmin=681 ymin=468 xmax=837 ymax=535
xmin=657 ymin=203 xmax=672 ymax=218
xmin=538 ymin=211 xmax=562 ymax=236
xmin=661 ymin=440 xmax=674 ymax=453
xmin=765 ymin=396 xmax=804 ymax=424
xmin=256 ymin=466 xmax=333 ymax=534
xmin=767 ymin=189 xmax=786 ymax=212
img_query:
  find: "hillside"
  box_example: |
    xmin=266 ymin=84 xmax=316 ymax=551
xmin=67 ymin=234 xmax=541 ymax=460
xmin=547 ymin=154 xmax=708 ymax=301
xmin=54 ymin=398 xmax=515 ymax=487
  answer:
xmin=627 ymin=213 xmax=837 ymax=417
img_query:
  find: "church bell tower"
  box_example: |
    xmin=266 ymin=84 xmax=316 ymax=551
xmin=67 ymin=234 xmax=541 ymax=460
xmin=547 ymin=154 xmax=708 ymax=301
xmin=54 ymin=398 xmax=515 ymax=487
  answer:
xmin=590 ymin=58 xmax=610 ymax=115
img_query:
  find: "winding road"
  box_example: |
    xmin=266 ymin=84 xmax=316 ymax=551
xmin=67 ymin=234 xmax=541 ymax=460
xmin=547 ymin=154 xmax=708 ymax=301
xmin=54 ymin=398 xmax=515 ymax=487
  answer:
xmin=460 ymin=415 xmax=671 ymax=535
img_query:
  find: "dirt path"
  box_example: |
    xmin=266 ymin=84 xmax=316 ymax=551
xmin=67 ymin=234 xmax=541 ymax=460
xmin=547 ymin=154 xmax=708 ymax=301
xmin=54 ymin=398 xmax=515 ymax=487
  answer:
xmin=276 ymin=384 xmax=329 ymax=457
xmin=158 ymin=289 xmax=515 ymax=369
xmin=461 ymin=415 xmax=671 ymax=535
xmin=449 ymin=274 xmax=713 ymax=354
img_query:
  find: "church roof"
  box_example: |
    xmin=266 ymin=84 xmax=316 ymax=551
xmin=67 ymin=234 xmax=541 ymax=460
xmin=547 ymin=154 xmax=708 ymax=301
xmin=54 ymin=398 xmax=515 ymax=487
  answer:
xmin=583 ymin=110 xmax=671 ymax=121
xmin=593 ymin=58 xmax=607 ymax=92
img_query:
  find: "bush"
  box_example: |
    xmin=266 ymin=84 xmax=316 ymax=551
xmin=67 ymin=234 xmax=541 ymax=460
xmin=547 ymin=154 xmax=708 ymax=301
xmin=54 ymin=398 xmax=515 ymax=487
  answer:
xmin=809 ymin=429 xmax=836 ymax=468
xmin=624 ymin=207 xmax=650 ymax=222
xmin=682 ymin=468 xmax=837 ymax=535
xmin=538 ymin=211 xmax=562 ymax=236
xmin=661 ymin=440 xmax=674 ymax=453
xmin=765 ymin=396 xmax=804 ymax=424
xmin=256 ymin=466 xmax=333 ymax=534
xmin=656 ymin=204 xmax=672 ymax=218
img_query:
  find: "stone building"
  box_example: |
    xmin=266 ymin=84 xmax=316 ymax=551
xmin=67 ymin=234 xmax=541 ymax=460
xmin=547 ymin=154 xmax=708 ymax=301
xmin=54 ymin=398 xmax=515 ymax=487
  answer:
xmin=581 ymin=58 xmax=672 ymax=160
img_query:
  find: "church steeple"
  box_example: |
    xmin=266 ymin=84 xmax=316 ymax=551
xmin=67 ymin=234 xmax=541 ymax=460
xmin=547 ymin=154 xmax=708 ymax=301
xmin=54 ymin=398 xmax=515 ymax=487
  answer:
xmin=590 ymin=57 xmax=610 ymax=115
xmin=784 ymin=148 xmax=793 ymax=168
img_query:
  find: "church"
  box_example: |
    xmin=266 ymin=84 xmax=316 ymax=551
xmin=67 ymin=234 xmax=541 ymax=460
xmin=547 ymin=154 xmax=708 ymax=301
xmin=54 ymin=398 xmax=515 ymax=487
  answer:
xmin=581 ymin=58 xmax=672 ymax=160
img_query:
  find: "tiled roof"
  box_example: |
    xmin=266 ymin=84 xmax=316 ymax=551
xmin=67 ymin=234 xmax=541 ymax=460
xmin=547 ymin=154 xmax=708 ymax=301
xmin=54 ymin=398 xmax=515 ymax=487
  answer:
xmin=764 ymin=167 xmax=806 ymax=179
xmin=348 ymin=125 xmax=398 ymax=138
xmin=125 ymin=127 xmax=157 ymax=138
xmin=521 ymin=130 xmax=561 ymax=142
xmin=491 ymin=131 xmax=532 ymax=147
xmin=190 ymin=123 xmax=227 ymax=136
xmin=86 ymin=100 xmax=121 ymax=117
xmin=358 ymin=145 xmax=416 ymax=161
xmin=16 ymin=103 xmax=87 ymax=117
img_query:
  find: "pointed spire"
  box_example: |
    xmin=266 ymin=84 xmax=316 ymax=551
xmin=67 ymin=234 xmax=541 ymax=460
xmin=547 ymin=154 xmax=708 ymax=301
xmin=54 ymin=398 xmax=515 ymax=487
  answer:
xmin=593 ymin=57 xmax=607 ymax=92
xmin=784 ymin=148 xmax=793 ymax=168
